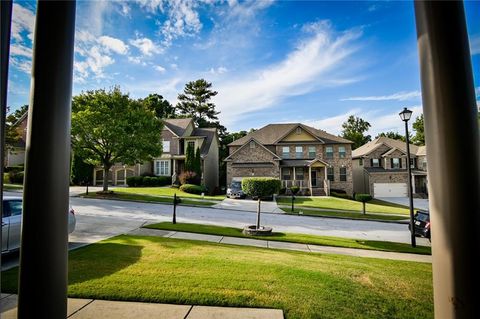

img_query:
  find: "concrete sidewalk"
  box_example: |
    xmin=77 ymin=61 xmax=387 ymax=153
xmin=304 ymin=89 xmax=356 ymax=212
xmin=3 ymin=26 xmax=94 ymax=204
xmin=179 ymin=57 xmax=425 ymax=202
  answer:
xmin=129 ymin=228 xmax=432 ymax=263
xmin=0 ymin=294 xmax=283 ymax=319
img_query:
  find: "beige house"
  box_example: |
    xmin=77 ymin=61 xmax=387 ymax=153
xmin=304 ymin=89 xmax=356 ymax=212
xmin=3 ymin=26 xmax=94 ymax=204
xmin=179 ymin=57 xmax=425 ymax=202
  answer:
xmin=352 ymin=136 xmax=428 ymax=198
xmin=225 ymin=123 xmax=353 ymax=196
xmin=93 ymin=118 xmax=220 ymax=191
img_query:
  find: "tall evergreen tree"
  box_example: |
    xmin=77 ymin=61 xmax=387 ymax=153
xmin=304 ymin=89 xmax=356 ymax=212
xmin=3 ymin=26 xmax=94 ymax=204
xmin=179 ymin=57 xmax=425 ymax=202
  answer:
xmin=194 ymin=147 xmax=202 ymax=177
xmin=185 ymin=142 xmax=194 ymax=171
xmin=140 ymin=93 xmax=176 ymax=119
xmin=177 ymin=79 xmax=219 ymax=125
xmin=411 ymin=114 xmax=425 ymax=146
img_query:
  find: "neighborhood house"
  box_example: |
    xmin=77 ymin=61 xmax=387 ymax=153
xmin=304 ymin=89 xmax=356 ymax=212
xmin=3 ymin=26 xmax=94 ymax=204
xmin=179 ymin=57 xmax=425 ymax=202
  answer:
xmin=352 ymin=136 xmax=428 ymax=198
xmin=93 ymin=118 xmax=220 ymax=192
xmin=225 ymin=123 xmax=354 ymax=196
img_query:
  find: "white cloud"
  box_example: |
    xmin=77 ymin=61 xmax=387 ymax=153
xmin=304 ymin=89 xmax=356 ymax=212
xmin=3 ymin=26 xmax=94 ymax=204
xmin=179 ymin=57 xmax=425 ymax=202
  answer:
xmin=154 ymin=65 xmax=166 ymax=73
xmin=303 ymin=105 xmax=423 ymax=137
xmin=129 ymin=37 xmax=163 ymax=56
xmin=127 ymin=56 xmax=147 ymax=66
xmin=10 ymin=44 xmax=32 ymax=58
xmin=10 ymin=57 xmax=32 ymax=74
xmin=341 ymin=91 xmax=421 ymax=101
xmin=170 ymin=63 xmax=178 ymax=70
xmin=209 ymin=66 xmax=228 ymax=74
xmin=11 ymin=3 xmax=35 ymax=42
xmin=227 ymin=0 xmax=274 ymax=20
xmin=470 ymin=35 xmax=480 ymax=55
xmin=98 ymin=36 xmax=129 ymax=55
xmin=214 ymin=21 xmax=362 ymax=126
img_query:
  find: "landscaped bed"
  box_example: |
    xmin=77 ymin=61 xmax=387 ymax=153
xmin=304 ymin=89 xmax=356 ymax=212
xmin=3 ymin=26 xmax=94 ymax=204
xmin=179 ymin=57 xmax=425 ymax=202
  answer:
xmin=1 ymin=235 xmax=433 ymax=319
xmin=277 ymin=196 xmax=410 ymax=215
xmin=145 ymin=222 xmax=431 ymax=255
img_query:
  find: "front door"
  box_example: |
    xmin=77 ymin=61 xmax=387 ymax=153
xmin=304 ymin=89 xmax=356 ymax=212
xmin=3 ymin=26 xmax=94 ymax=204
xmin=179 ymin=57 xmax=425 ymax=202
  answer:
xmin=311 ymin=170 xmax=317 ymax=187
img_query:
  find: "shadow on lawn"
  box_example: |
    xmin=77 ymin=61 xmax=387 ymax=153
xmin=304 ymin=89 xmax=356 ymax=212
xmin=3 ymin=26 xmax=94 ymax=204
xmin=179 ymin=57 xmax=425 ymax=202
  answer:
xmin=1 ymin=242 xmax=143 ymax=293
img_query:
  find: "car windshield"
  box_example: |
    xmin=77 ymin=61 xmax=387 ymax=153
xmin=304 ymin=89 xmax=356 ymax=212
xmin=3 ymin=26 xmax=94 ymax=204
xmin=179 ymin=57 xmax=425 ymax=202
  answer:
xmin=416 ymin=212 xmax=429 ymax=222
xmin=230 ymin=181 xmax=241 ymax=189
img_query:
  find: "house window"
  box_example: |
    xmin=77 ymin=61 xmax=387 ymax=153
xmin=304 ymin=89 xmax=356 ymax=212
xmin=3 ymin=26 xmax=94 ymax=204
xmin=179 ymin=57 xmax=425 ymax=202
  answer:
xmin=250 ymin=141 xmax=255 ymax=149
xmin=359 ymin=158 xmax=363 ymax=166
xmin=326 ymin=146 xmax=334 ymax=159
xmin=155 ymin=160 xmax=170 ymax=176
xmin=308 ymin=146 xmax=316 ymax=158
xmin=422 ymin=159 xmax=427 ymax=170
xmin=295 ymin=167 xmax=304 ymax=180
xmin=392 ymin=158 xmax=401 ymax=169
xmin=282 ymin=167 xmax=291 ymax=180
xmin=372 ymin=158 xmax=380 ymax=167
xmin=282 ymin=146 xmax=290 ymax=158
xmin=296 ymin=127 xmax=302 ymax=134
xmin=327 ymin=167 xmax=334 ymax=181
xmin=410 ymin=158 xmax=416 ymax=169
xmin=340 ymin=167 xmax=347 ymax=181
xmin=295 ymin=146 xmax=303 ymax=159
xmin=163 ymin=140 xmax=170 ymax=153
xmin=338 ymin=146 xmax=346 ymax=158
xmin=187 ymin=141 xmax=195 ymax=150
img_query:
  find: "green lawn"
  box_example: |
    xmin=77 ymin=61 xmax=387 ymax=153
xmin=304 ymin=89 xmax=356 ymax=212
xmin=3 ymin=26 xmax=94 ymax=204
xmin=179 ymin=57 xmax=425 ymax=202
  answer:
xmin=277 ymin=196 xmax=409 ymax=215
xmin=3 ymin=183 xmax=23 ymax=190
xmin=1 ymin=235 xmax=433 ymax=319
xmin=283 ymin=208 xmax=408 ymax=221
xmin=83 ymin=192 xmax=217 ymax=206
xmin=114 ymin=187 xmax=225 ymax=201
xmin=145 ymin=222 xmax=431 ymax=255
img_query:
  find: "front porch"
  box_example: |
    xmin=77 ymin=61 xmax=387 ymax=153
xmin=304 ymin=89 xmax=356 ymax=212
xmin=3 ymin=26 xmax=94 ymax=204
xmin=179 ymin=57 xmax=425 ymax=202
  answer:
xmin=280 ymin=159 xmax=331 ymax=196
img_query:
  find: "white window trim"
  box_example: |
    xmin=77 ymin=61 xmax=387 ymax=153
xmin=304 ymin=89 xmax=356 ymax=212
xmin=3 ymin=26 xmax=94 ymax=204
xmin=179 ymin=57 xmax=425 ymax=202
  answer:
xmin=155 ymin=160 xmax=170 ymax=176
xmin=163 ymin=140 xmax=170 ymax=153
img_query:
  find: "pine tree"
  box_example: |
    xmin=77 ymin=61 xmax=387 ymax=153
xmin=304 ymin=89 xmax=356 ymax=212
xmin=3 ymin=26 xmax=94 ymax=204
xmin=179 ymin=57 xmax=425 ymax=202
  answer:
xmin=194 ymin=147 xmax=202 ymax=177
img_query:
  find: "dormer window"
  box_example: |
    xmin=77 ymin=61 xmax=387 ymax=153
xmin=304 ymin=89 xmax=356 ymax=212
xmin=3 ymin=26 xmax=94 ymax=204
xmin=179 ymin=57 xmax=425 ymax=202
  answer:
xmin=392 ymin=158 xmax=401 ymax=169
xmin=372 ymin=158 xmax=380 ymax=167
xmin=296 ymin=127 xmax=302 ymax=134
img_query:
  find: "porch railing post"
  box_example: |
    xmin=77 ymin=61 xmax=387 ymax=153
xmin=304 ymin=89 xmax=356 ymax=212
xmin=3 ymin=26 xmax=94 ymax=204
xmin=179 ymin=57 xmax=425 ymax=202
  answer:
xmin=17 ymin=1 xmax=76 ymax=318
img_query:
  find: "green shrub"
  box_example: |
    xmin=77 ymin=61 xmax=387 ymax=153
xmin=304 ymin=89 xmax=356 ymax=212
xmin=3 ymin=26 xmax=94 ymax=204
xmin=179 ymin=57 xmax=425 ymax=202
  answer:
xmin=332 ymin=191 xmax=352 ymax=200
xmin=179 ymin=171 xmax=200 ymax=185
xmin=355 ymin=194 xmax=373 ymax=202
xmin=241 ymin=177 xmax=281 ymax=198
xmin=126 ymin=176 xmax=171 ymax=187
xmin=290 ymin=186 xmax=300 ymax=195
xmin=3 ymin=172 xmax=10 ymax=183
xmin=180 ymin=184 xmax=207 ymax=195
xmin=157 ymin=176 xmax=171 ymax=186
xmin=8 ymin=171 xmax=24 ymax=184
xmin=279 ymin=187 xmax=286 ymax=195
xmin=126 ymin=176 xmax=143 ymax=187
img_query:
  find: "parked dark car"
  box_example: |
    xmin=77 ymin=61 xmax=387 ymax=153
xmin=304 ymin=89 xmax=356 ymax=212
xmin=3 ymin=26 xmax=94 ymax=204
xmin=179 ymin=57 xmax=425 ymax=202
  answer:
xmin=226 ymin=180 xmax=246 ymax=199
xmin=408 ymin=210 xmax=431 ymax=241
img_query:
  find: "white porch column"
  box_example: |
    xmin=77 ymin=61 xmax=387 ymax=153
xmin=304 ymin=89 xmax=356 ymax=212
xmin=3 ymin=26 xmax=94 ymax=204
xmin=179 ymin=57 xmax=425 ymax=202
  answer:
xmin=309 ymin=166 xmax=312 ymax=194
xmin=124 ymin=168 xmax=127 ymax=185
xmin=412 ymin=174 xmax=416 ymax=194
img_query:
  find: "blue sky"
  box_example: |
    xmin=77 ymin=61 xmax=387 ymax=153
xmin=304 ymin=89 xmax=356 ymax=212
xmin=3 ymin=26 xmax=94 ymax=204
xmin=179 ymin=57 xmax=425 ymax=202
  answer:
xmin=7 ymin=0 xmax=480 ymax=136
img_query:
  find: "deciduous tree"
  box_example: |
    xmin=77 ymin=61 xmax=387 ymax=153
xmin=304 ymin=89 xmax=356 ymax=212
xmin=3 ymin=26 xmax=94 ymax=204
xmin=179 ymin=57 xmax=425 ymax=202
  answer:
xmin=341 ymin=116 xmax=371 ymax=149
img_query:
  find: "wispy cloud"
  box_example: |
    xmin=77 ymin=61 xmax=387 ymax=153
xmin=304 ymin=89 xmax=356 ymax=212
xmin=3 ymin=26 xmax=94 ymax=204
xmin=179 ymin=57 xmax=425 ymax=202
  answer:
xmin=11 ymin=3 xmax=35 ymax=42
xmin=341 ymin=90 xmax=421 ymax=101
xmin=470 ymin=34 xmax=480 ymax=55
xmin=98 ymin=36 xmax=129 ymax=55
xmin=10 ymin=44 xmax=32 ymax=58
xmin=129 ymin=37 xmax=163 ymax=56
xmin=303 ymin=105 xmax=423 ymax=137
xmin=214 ymin=21 xmax=362 ymax=126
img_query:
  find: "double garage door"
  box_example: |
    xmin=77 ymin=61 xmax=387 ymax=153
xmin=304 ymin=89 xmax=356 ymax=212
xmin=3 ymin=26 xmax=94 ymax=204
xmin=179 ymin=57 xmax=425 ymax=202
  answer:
xmin=373 ymin=183 xmax=407 ymax=197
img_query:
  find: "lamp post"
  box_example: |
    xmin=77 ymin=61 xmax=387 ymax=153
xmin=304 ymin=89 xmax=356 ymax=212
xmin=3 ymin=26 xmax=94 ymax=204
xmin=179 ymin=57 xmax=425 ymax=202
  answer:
xmin=399 ymin=107 xmax=416 ymax=248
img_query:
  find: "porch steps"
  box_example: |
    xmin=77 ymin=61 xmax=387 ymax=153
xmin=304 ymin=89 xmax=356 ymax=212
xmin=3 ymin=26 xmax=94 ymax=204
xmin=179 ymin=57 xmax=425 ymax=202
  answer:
xmin=311 ymin=188 xmax=326 ymax=196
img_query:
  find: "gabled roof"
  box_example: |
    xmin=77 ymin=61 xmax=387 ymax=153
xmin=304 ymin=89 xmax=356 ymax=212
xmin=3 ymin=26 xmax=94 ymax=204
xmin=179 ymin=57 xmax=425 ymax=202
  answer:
xmin=13 ymin=111 xmax=29 ymax=127
xmin=192 ymin=127 xmax=217 ymax=156
xmin=352 ymin=136 xmax=423 ymax=158
xmin=381 ymin=147 xmax=407 ymax=157
xmin=164 ymin=118 xmax=193 ymax=136
xmin=228 ymin=123 xmax=352 ymax=146
xmin=225 ymin=137 xmax=282 ymax=161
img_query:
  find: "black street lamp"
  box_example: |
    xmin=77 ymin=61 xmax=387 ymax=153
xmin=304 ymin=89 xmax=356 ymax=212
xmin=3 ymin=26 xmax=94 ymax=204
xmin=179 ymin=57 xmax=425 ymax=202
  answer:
xmin=399 ymin=107 xmax=416 ymax=248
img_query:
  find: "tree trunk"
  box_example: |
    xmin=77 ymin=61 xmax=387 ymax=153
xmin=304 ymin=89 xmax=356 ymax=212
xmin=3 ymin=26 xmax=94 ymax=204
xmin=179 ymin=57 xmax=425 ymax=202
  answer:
xmin=103 ymin=167 xmax=109 ymax=192
xmin=256 ymin=198 xmax=261 ymax=230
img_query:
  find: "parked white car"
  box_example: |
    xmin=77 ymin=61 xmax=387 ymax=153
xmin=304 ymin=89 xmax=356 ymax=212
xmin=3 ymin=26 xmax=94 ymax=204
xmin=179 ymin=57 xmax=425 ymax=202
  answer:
xmin=2 ymin=196 xmax=76 ymax=253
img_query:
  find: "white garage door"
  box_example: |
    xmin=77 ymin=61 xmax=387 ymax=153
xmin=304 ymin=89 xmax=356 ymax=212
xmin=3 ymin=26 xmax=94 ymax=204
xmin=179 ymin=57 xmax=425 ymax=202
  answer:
xmin=373 ymin=183 xmax=407 ymax=197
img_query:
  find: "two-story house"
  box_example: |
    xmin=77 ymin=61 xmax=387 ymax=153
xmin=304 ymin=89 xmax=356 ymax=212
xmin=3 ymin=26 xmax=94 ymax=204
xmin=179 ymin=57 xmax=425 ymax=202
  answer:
xmin=93 ymin=118 xmax=220 ymax=191
xmin=352 ymin=136 xmax=428 ymax=198
xmin=225 ymin=123 xmax=353 ymax=196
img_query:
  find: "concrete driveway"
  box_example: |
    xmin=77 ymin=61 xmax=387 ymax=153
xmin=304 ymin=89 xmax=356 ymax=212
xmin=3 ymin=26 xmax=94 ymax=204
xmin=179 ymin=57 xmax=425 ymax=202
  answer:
xmin=377 ymin=197 xmax=430 ymax=211
xmin=213 ymin=198 xmax=283 ymax=213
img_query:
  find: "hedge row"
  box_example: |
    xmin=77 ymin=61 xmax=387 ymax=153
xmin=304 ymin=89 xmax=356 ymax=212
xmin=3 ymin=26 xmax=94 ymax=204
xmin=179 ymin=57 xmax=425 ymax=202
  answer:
xmin=241 ymin=177 xmax=281 ymax=197
xmin=179 ymin=184 xmax=207 ymax=195
xmin=8 ymin=171 xmax=24 ymax=184
xmin=126 ymin=176 xmax=171 ymax=187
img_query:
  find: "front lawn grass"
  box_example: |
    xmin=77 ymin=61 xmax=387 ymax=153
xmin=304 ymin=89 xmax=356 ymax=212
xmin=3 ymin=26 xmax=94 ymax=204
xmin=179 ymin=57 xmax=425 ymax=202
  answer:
xmin=277 ymin=196 xmax=409 ymax=215
xmin=83 ymin=192 xmax=217 ymax=206
xmin=1 ymin=235 xmax=433 ymax=319
xmin=145 ymin=222 xmax=431 ymax=255
xmin=114 ymin=186 xmax=225 ymax=201
xmin=283 ymin=207 xmax=408 ymax=221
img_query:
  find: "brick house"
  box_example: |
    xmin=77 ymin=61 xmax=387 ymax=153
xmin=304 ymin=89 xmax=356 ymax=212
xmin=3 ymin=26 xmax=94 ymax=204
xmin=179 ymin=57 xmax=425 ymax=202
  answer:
xmin=93 ymin=118 xmax=220 ymax=191
xmin=225 ymin=123 xmax=353 ymax=196
xmin=5 ymin=111 xmax=28 ymax=167
xmin=352 ymin=136 xmax=428 ymax=198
